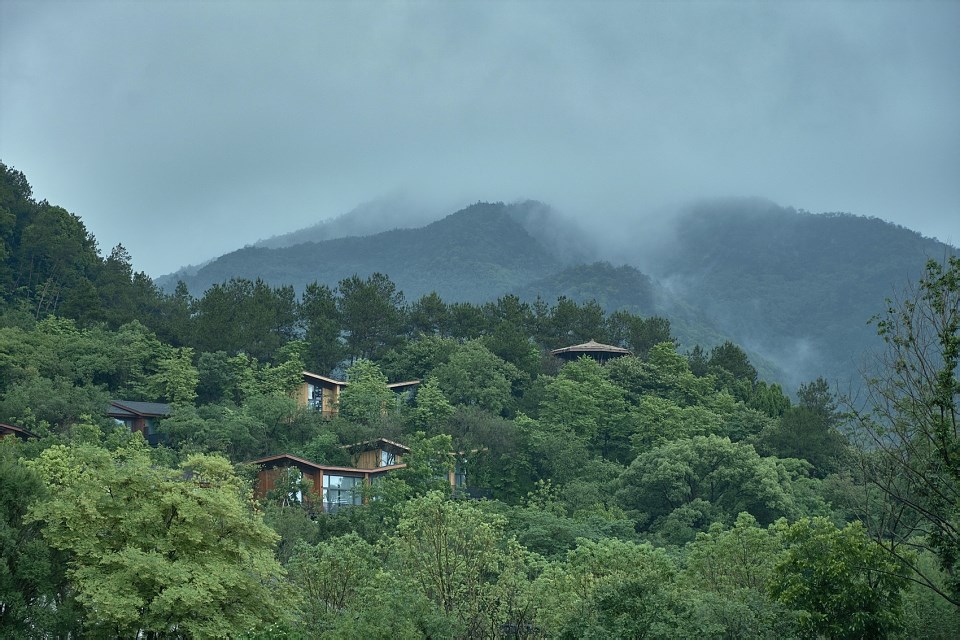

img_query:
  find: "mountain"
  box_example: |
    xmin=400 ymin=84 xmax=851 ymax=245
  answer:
xmin=163 ymin=195 xmax=956 ymax=389
xmin=640 ymin=198 xmax=956 ymax=387
xmin=170 ymin=201 xmax=569 ymax=303
xmin=514 ymin=262 xmax=657 ymax=315
xmin=254 ymin=193 xmax=445 ymax=250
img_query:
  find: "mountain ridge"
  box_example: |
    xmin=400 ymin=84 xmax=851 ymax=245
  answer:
xmin=159 ymin=195 xmax=956 ymax=388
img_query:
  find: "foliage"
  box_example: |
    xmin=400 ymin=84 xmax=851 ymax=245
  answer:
xmin=757 ymin=378 xmax=849 ymax=477
xmin=337 ymin=359 xmax=394 ymax=425
xmin=771 ymin=517 xmax=908 ymax=639
xmin=617 ymin=435 xmax=819 ymax=544
xmin=337 ymin=272 xmax=405 ymax=361
xmin=26 ymin=443 xmax=291 ymax=637
xmin=850 ymin=256 xmax=960 ymax=604
xmin=432 ymin=340 xmax=522 ymax=415
xmin=0 ymin=439 xmax=76 ymax=637
xmin=287 ymin=533 xmax=377 ymax=632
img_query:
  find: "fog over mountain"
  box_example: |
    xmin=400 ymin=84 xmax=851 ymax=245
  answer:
xmin=2 ymin=2 xmax=957 ymax=276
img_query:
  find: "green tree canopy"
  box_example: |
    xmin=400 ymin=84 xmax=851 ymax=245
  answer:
xmin=26 ymin=443 xmax=291 ymax=637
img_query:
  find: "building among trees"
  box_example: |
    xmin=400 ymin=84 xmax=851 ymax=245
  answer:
xmin=550 ymin=339 xmax=631 ymax=363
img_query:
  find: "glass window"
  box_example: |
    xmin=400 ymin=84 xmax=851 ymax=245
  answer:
xmin=380 ymin=449 xmax=397 ymax=467
xmin=307 ymin=384 xmax=323 ymax=411
xmin=322 ymin=474 xmax=363 ymax=512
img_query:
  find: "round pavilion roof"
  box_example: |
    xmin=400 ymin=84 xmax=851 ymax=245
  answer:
xmin=550 ymin=340 xmax=632 ymax=358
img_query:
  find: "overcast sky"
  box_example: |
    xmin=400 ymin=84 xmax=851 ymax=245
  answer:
xmin=1 ymin=1 xmax=958 ymax=276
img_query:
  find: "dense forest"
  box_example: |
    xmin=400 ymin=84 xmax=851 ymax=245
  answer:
xmin=1 ymin=161 xmax=958 ymax=638
xmin=159 ymin=193 xmax=956 ymax=390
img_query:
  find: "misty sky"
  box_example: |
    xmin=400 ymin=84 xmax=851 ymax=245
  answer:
xmin=1 ymin=1 xmax=958 ymax=277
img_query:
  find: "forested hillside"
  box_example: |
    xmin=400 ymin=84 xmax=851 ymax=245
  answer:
xmin=161 ymin=195 xmax=955 ymax=389
xmin=173 ymin=202 xmax=567 ymax=304
xmin=1 ymin=162 xmax=958 ymax=637
xmin=642 ymin=198 xmax=957 ymax=385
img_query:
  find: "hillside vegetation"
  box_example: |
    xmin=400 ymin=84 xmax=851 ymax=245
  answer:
xmin=1 ymin=161 xmax=958 ymax=637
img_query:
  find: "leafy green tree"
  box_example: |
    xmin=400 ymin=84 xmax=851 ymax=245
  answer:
xmin=757 ymin=378 xmax=848 ymax=477
xmin=0 ymin=439 xmax=77 ymax=637
xmin=448 ymin=407 xmax=535 ymax=502
xmin=607 ymin=310 xmax=673 ymax=359
xmin=379 ymin=335 xmax=458 ymax=382
xmin=708 ymin=341 xmax=758 ymax=402
xmin=337 ymin=359 xmax=394 ymax=425
xmin=709 ymin=341 xmax=758 ymax=383
xmin=850 ymin=257 xmax=960 ymax=604
xmin=26 ymin=443 xmax=291 ymax=637
xmin=686 ymin=344 xmax=710 ymax=377
xmin=287 ymin=534 xmax=378 ymax=632
xmin=192 ymin=278 xmax=298 ymax=361
xmin=530 ymin=295 xmax=612 ymax=353
xmin=539 ymin=356 xmax=631 ymax=461
xmin=142 ymin=346 xmax=199 ymax=405
xmin=407 ymin=291 xmax=450 ymax=337
xmin=628 ymin=395 xmax=723 ymax=453
xmin=771 ymin=517 xmax=908 ymax=639
xmin=411 ymin=377 xmax=455 ymax=434
xmin=446 ymin=301 xmax=488 ymax=341
xmin=748 ymin=380 xmax=792 ymax=418
xmin=432 ymin=340 xmax=521 ymax=415
xmin=393 ymin=432 xmax=455 ymax=496
xmin=683 ymin=512 xmax=782 ymax=596
xmin=18 ymin=203 xmax=99 ymax=319
xmin=617 ymin=435 xmax=816 ymax=544
xmin=390 ymin=491 xmax=529 ymax=638
xmin=337 ymin=272 xmax=405 ymax=361
xmin=607 ymin=345 xmax=714 ymax=407
xmin=299 ymin=281 xmax=343 ymax=374
xmin=534 ymin=538 xmax=695 ymax=638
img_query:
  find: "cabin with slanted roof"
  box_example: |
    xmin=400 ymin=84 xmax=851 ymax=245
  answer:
xmin=550 ymin=339 xmax=632 ymax=364
xmin=294 ymin=371 xmax=346 ymax=417
xmin=0 ymin=422 xmax=37 ymax=441
xmin=250 ymin=452 xmax=406 ymax=513
xmin=343 ymin=437 xmax=411 ymax=469
xmin=294 ymin=371 xmax=420 ymax=418
xmin=251 ymin=438 xmax=466 ymax=511
xmin=107 ymin=400 xmax=171 ymax=446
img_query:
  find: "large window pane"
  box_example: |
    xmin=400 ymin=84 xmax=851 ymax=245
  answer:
xmin=322 ymin=474 xmax=363 ymax=512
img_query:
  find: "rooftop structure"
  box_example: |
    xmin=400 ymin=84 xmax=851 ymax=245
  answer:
xmin=550 ymin=339 xmax=632 ymax=363
xmin=0 ymin=422 xmax=37 ymax=441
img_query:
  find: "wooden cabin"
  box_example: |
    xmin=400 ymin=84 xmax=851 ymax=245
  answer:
xmin=252 ymin=438 xmax=467 ymax=511
xmin=107 ymin=400 xmax=170 ymax=446
xmin=0 ymin=422 xmax=37 ymax=441
xmin=293 ymin=371 xmax=421 ymax=418
xmin=294 ymin=372 xmax=347 ymax=418
xmin=343 ymin=437 xmax=411 ymax=469
xmin=250 ymin=453 xmax=406 ymax=513
xmin=550 ymin=339 xmax=632 ymax=364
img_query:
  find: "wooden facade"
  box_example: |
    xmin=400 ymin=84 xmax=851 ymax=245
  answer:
xmin=106 ymin=400 xmax=171 ymax=446
xmin=294 ymin=372 xmax=346 ymax=418
xmin=250 ymin=453 xmax=406 ymax=513
xmin=344 ymin=437 xmax=411 ymax=469
xmin=251 ymin=437 xmax=467 ymax=511
xmin=294 ymin=371 xmax=420 ymax=418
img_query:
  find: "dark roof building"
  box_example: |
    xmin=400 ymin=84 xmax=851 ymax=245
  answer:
xmin=107 ymin=400 xmax=171 ymax=446
xmin=550 ymin=339 xmax=632 ymax=363
xmin=0 ymin=422 xmax=38 ymax=441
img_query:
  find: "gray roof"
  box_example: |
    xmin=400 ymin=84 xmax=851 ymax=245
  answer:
xmin=108 ymin=400 xmax=171 ymax=418
xmin=550 ymin=340 xmax=632 ymax=356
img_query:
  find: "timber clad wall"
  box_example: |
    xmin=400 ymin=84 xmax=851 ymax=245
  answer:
xmin=355 ymin=449 xmax=380 ymax=469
